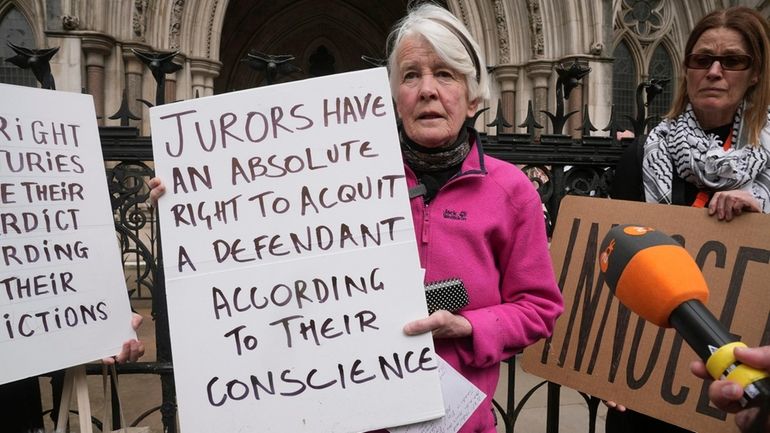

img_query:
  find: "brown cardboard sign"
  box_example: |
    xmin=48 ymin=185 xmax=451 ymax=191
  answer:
xmin=521 ymin=195 xmax=770 ymax=433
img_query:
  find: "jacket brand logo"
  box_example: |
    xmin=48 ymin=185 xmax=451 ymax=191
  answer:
xmin=443 ymin=209 xmax=467 ymax=221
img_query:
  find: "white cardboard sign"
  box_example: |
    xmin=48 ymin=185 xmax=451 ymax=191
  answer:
xmin=149 ymin=68 xmax=444 ymax=433
xmin=0 ymin=83 xmax=136 ymax=384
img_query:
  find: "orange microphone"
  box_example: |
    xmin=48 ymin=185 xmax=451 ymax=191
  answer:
xmin=600 ymin=225 xmax=770 ymax=408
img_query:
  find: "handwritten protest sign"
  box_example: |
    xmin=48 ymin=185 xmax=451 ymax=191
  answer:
xmin=149 ymin=68 xmax=444 ymax=433
xmin=0 ymin=83 xmax=136 ymax=384
xmin=522 ymin=195 xmax=770 ymax=432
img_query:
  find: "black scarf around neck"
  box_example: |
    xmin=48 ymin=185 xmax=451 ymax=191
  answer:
xmin=400 ymin=126 xmax=471 ymax=173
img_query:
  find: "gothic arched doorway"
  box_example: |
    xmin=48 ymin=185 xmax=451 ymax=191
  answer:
xmin=215 ymin=0 xmax=447 ymax=92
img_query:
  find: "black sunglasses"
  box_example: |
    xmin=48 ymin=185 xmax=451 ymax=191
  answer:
xmin=685 ymin=53 xmax=753 ymax=71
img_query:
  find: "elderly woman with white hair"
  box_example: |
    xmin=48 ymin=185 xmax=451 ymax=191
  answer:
xmin=384 ymin=4 xmax=563 ymax=432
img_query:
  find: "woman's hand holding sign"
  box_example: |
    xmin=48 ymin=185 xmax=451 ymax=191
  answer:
xmin=403 ymin=311 xmax=472 ymax=339
xmin=103 ymin=312 xmax=145 ymax=365
xmin=149 ymin=177 xmax=166 ymax=205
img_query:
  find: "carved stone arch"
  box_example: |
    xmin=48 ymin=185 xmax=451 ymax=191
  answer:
xmin=644 ymin=37 xmax=680 ymax=80
xmin=610 ymin=32 xmax=642 ymax=129
xmin=99 ymin=1 xmax=132 ymax=39
xmin=0 ymin=0 xmax=45 ymax=45
xmin=125 ymin=0 xmax=226 ymax=103
xmin=138 ymin=0 xmax=213 ymax=56
xmin=647 ymin=0 xmax=726 ymax=83
xmin=301 ymin=37 xmax=343 ymax=78
xmin=202 ymin=0 xmax=228 ymax=59
xmin=580 ymin=0 xmax=609 ymax=56
xmin=445 ymin=0 xmax=488 ymax=61
xmin=646 ymin=36 xmax=678 ymax=113
xmin=237 ymin=3 xmax=383 ymax=83
xmin=505 ymin=0 xmax=529 ymax=64
xmin=523 ymin=0 xmax=545 ymax=59
xmin=147 ymin=0 xmax=184 ymax=51
xmin=132 ymin=0 xmax=164 ymax=47
xmin=175 ymin=0 xmax=225 ymax=56
xmin=217 ymin=0 xmax=399 ymax=92
xmin=441 ymin=1 xmax=522 ymax=65
xmin=74 ymin=0 xmax=92 ymax=31
xmin=648 ymin=0 xmax=714 ymax=113
xmin=447 ymin=0 xmax=502 ymax=128
xmin=446 ymin=0 xmax=472 ymax=34
xmin=466 ymin=0 xmax=498 ymax=65
xmin=488 ymin=0 xmax=511 ymax=64
xmin=0 ymin=0 xmax=42 ymax=89
xmin=612 ymin=30 xmax=645 ymax=82
xmin=560 ymin=0 xmax=585 ymax=55
xmin=173 ymin=0 xmax=197 ymax=51
xmin=537 ymin=0 xmax=564 ymax=58
xmin=145 ymin=0 xmax=174 ymax=49
xmin=554 ymin=0 xmax=609 ymax=56
xmin=143 ymin=0 xmax=178 ymax=49
xmin=616 ymin=0 xmax=672 ymax=44
xmin=127 ymin=0 xmax=151 ymax=42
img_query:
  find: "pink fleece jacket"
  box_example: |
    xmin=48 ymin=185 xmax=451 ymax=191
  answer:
xmin=403 ymin=137 xmax=563 ymax=433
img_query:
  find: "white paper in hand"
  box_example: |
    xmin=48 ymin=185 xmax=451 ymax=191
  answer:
xmin=388 ymin=356 xmax=486 ymax=433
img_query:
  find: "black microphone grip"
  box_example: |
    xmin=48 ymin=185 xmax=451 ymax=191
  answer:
xmin=670 ymin=299 xmax=770 ymax=408
xmin=670 ymin=300 xmax=736 ymax=361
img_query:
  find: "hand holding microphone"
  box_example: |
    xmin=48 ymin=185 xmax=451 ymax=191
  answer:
xmin=599 ymin=225 xmax=770 ymax=427
xmin=691 ymin=346 xmax=770 ymax=433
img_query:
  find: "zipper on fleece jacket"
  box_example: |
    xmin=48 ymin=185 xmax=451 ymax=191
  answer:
xmin=415 ymin=168 xmax=484 ymax=247
xmin=419 ymin=171 xmax=480 ymax=248
xmin=421 ymin=202 xmax=430 ymax=247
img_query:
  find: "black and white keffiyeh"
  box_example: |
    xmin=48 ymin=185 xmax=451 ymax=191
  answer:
xmin=642 ymin=102 xmax=770 ymax=212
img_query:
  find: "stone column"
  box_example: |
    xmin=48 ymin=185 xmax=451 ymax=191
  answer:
xmin=122 ymin=43 xmax=150 ymax=128
xmin=563 ymin=56 xmax=590 ymax=138
xmin=165 ymin=77 xmax=177 ymax=105
xmin=204 ymin=75 xmax=215 ymax=96
xmin=567 ymin=81 xmax=583 ymax=138
xmin=586 ymin=57 xmax=614 ymax=136
xmin=190 ymin=57 xmax=222 ymax=98
xmin=81 ymin=33 xmax=114 ymax=125
xmin=494 ymin=65 xmax=519 ymax=133
xmin=190 ymin=71 xmax=204 ymax=99
xmin=525 ymin=60 xmax=553 ymax=136
xmin=45 ymin=35 xmax=83 ymax=92
xmin=164 ymin=53 xmax=185 ymax=104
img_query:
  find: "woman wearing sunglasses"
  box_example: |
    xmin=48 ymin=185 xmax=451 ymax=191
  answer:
xmin=613 ymin=6 xmax=770 ymax=222
xmin=608 ymin=6 xmax=770 ymax=433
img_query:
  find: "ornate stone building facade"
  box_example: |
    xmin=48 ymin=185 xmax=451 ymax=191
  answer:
xmin=1 ymin=0 xmax=768 ymax=134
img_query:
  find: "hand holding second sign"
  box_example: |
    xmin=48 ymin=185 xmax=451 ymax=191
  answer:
xmin=149 ymin=177 xmax=166 ymax=205
xmin=403 ymin=310 xmax=472 ymax=339
xmin=103 ymin=312 xmax=145 ymax=365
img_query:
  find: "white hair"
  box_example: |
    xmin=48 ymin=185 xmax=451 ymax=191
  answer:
xmin=387 ymin=3 xmax=490 ymax=104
